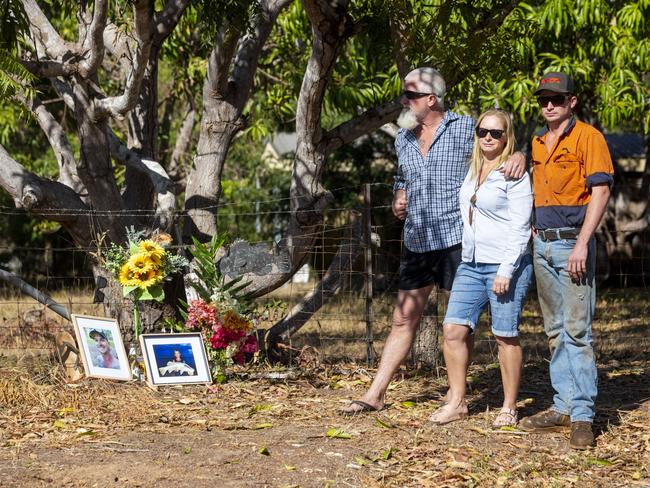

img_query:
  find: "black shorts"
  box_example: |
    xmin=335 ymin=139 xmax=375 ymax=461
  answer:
xmin=398 ymin=244 xmax=462 ymax=291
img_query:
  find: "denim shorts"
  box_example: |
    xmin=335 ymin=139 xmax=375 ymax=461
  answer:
xmin=443 ymin=254 xmax=533 ymax=337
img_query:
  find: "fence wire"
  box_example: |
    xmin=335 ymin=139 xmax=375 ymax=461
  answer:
xmin=1 ymin=192 xmax=649 ymax=367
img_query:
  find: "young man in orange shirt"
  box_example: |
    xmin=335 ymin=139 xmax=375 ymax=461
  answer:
xmin=519 ymin=72 xmax=614 ymax=449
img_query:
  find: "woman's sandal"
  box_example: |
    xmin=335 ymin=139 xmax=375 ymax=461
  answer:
xmin=493 ymin=408 xmax=518 ymax=428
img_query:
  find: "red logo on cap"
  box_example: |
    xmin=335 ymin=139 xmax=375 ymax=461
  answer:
xmin=542 ymin=77 xmax=561 ymax=84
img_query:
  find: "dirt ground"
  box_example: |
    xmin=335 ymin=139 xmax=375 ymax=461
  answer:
xmin=1 ymin=356 xmax=649 ymax=488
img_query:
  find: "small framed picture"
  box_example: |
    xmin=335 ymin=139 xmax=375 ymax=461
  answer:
xmin=139 ymin=333 xmax=212 ymax=386
xmin=71 ymin=314 xmax=131 ymax=381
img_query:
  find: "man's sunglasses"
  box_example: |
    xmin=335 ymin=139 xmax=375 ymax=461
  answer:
xmin=403 ymin=90 xmax=435 ymax=100
xmin=475 ymin=127 xmax=505 ymax=139
xmin=537 ymin=94 xmax=569 ymax=107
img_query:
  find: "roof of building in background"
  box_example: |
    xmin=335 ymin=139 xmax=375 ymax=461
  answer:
xmin=605 ymin=133 xmax=645 ymax=159
xmin=268 ymin=132 xmax=298 ymax=158
xmin=605 ymin=133 xmax=646 ymax=172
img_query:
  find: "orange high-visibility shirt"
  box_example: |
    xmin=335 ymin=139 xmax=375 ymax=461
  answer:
xmin=532 ymin=118 xmax=613 ymax=230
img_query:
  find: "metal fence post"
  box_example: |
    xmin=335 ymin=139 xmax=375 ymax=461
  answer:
xmin=364 ymin=184 xmax=375 ymax=366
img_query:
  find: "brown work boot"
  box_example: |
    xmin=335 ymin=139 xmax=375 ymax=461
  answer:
xmin=570 ymin=422 xmax=595 ymax=450
xmin=519 ymin=409 xmax=571 ymax=432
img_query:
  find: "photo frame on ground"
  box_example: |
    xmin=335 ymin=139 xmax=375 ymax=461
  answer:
xmin=139 ymin=333 xmax=212 ymax=386
xmin=71 ymin=314 xmax=131 ymax=381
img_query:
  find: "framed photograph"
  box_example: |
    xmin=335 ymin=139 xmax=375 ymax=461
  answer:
xmin=71 ymin=314 xmax=131 ymax=381
xmin=139 ymin=333 xmax=212 ymax=386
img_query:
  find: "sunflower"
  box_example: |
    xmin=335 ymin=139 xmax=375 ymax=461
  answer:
xmin=133 ymin=268 xmax=164 ymax=290
xmin=127 ymin=253 xmax=155 ymax=273
xmin=118 ymin=263 xmax=140 ymax=287
xmin=138 ymin=240 xmax=165 ymax=265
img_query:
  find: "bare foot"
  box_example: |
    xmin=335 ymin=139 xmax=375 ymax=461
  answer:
xmin=429 ymin=401 xmax=468 ymax=425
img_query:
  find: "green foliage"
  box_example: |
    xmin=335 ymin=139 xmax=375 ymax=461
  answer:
xmin=188 ymin=236 xmax=253 ymax=312
xmin=0 ymin=0 xmax=29 ymax=49
xmin=462 ymin=0 xmax=650 ymax=133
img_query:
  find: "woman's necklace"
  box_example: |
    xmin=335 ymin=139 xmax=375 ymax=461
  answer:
xmin=469 ymin=158 xmax=499 ymax=225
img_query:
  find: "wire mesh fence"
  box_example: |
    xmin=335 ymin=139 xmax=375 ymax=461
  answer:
xmin=1 ymin=185 xmax=649 ymax=368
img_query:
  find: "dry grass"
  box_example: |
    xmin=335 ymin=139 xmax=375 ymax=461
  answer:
xmin=1 ymin=285 xmax=649 ymax=486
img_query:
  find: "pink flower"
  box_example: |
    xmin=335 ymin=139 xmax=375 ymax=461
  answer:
xmin=209 ymin=327 xmax=246 ymax=350
xmin=187 ymin=299 xmax=220 ymax=330
xmin=241 ymin=334 xmax=258 ymax=354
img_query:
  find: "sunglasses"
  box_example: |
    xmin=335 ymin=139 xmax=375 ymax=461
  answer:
xmin=537 ymin=94 xmax=569 ymax=107
xmin=403 ymin=90 xmax=435 ymax=100
xmin=469 ymin=193 xmax=478 ymax=226
xmin=475 ymin=127 xmax=505 ymax=139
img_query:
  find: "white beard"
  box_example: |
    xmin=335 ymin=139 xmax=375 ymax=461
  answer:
xmin=396 ymin=108 xmax=419 ymax=131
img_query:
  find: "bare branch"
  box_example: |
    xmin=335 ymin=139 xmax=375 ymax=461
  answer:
xmin=16 ymin=93 xmax=85 ymax=194
xmin=228 ymin=0 xmax=293 ymax=106
xmin=0 ymin=144 xmax=88 ymax=221
xmin=78 ymin=0 xmax=109 ymax=77
xmin=107 ymin=132 xmax=176 ymax=230
xmin=20 ymin=57 xmax=77 ymax=78
xmin=154 ymin=0 xmax=190 ymax=40
xmin=95 ymin=0 xmax=154 ymax=119
xmin=388 ymin=1 xmax=411 ymax=78
xmin=320 ymin=99 xmax=402 ymax=155
xmin=103 ymin=22 xmax=131 ymax=60
xmin=23 ymin=0 xmax=71 ymax=58
xmin=168 ymin=107 xmax=196 ymax=181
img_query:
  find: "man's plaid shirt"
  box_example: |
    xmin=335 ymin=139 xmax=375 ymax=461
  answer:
xmin=393 ymin=110 xmax=474 ymax=252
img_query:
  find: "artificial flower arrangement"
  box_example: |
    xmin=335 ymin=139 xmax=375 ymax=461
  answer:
xmin=103 ymin=227 xmax=189 ymax=338
xmin=181 ymin=237 xmax=259 ymax=383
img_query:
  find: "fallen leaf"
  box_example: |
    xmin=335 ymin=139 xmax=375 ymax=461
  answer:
xmin=400 ymin=401 xmax=416 ymax=408
xmin=375 ymin=418 xmax=395 ymax=429
xmin=325 ymin=428 xmax=352 ymax=439
xmin=253 ymin=423 xmax=273 ymax=430
xmin=258 ymin=446 xmax=270 ymax=456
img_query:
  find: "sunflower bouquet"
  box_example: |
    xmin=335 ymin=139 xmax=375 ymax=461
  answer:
xmin=104 ymin=228 xmax=188 ymax=338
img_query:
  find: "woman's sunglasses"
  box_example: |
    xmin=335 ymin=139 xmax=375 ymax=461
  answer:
xmin=475 ymin=127 xmax=505 ymax=139
xmin=403 ymin=90 xmax=435 ymax=100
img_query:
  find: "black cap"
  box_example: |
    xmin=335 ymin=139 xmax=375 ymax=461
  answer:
xmin=533 ymin=72 xmax=575 ymax=96
xmin=89 ymin=329 xmax=107 ymax=341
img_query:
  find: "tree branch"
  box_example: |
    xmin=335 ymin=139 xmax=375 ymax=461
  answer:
xmin=16 ymin=93 xmax=85 ymax=195
xmin=228 ymin=0 xmax=293 ymax=107
xmin=78 ymin=0 xmax=109 ymax=77
xmin=168 ymin=106 xmax=196 ymax=181
xmin=388 ymin=0 xmax=411 ymax=78
xmin=0 ymin=144 xmax=88 ymax=222
xmin=107 ymin=131 xmax=176 ymax=230
xmin=154 ymin=0 xmax=190 ymax=41
xmin=320 ymin=99 xmax=402 ymax=156
xmin=23 ymin=0 xmax=71 ymax=58
xmin=95 ymin=0 xmax=154 ymax=118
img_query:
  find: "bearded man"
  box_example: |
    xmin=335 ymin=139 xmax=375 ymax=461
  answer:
xmin=342 ymin=67 xmax=525 ymax=414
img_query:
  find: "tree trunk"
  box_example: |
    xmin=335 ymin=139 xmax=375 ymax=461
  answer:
xmin=92 ymin=264 xmax=183 ymax=342
xmin=411 ymin=288 xmax=442 ymax=369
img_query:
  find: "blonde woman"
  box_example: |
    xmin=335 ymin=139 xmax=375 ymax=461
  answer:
xmin=430 ymin=109 xmax=533 ymax=427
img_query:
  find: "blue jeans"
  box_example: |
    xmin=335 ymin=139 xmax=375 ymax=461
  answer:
xmin=444 ymin=255 xmax=533 ymax=337
xmin=533 ymin=234 xmax=597 ymax=422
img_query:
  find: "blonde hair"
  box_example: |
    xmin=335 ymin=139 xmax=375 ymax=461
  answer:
xmin=468 ymin=109 xmax=516 ymax=180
